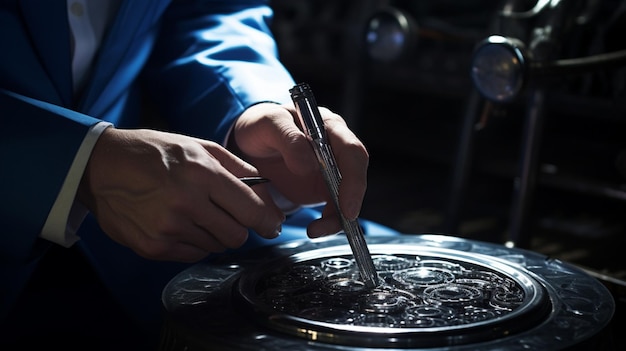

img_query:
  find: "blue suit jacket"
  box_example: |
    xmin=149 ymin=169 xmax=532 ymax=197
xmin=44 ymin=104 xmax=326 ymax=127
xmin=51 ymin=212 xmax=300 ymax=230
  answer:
xmin=0 ymin=0 xmax=299 ymax=326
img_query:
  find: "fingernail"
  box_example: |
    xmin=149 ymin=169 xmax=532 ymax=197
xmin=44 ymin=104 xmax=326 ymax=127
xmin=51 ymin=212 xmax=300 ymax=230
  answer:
xmin=273 ymin=224 xmax=282 ymax=238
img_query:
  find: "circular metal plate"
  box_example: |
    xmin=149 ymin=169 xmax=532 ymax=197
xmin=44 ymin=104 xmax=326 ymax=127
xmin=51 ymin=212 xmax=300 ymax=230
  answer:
xmin=161 ymin=234 xmax=615 ymax=350
xmin=236 ymin=245 xmax=550 ymax=348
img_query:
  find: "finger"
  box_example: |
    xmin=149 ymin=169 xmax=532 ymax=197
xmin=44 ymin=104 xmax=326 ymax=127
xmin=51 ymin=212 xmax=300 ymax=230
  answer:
xmin=139 ymin=214 xmax=237 ymax=258
xmin=160 ymin=207 xmax=248 ymax=252
xmin=271 ymin=114 xmax=319 ymax=175
xmin=190 ymin=202 xmax=251 ymax=248
xmin=167 ymin=140 xmax=283 ymax=240
xmin=194 ymin=138 xmax=260 ymax=177
xmin=323 ymin=113 xmax=369 ymax=220
xmin=234 ymin=103 xmax=318 ymax=175
xmin=145 ymin=242 xmax=211 ymax=263
xmin=207 ymin=174 xmax=284 ymax=239
xmin=306 ymin=204 xmax=343 ymax=238
xmin=113 ymin=191 xmax=249 ymax=259
xmin=105 ymin=216 xmax=223 ymax=262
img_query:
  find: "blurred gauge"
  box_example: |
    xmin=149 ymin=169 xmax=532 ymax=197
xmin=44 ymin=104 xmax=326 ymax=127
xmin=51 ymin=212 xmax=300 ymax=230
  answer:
xmin=365 ymin=8 xmax=417 ymax=62
xmin=471 ymin=35 xmax=527 ymax=103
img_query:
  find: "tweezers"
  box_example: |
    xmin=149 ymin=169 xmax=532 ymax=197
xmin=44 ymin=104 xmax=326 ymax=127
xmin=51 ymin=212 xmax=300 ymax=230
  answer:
xmin=239 ymin=176 xmax=270 ymax=187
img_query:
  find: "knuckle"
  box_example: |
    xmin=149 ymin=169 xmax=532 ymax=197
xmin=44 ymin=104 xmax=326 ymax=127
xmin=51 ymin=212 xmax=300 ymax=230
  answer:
xmin=167 ymin=192 xmax=191 ymax=213
xmin=246 ymin=209 xmax=279 ymax=235
xmin=225 ymin=228 xmax=248 ymax=248
xmin=153 ymin=212 xmax=180 ymax=234
xmin=246 ymin=209 xmax=270 ymax=228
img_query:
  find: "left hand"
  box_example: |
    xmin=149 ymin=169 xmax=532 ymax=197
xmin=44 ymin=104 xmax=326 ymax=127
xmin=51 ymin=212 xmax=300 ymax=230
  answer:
xmin=230 ymin=102 xmax=369 ymax=238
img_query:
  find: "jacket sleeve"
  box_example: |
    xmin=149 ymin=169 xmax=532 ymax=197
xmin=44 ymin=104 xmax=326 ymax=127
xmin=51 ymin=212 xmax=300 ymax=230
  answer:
xmin=141 ymin=0 xmax=296 ymax=143
xmin=0 ymin=90 xmax=101 ymax=262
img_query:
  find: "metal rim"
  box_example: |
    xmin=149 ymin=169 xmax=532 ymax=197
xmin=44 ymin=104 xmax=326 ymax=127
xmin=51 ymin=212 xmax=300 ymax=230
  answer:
xmin=236 ymin=244 xmax=551 ymax=348
xmin=161 ymin=234 xmax=615 ymax=350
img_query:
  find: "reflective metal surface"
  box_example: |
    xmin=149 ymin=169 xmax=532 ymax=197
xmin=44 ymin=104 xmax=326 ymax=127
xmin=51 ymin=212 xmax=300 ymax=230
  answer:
xmin=161 ymin=234 xmax=615 ymax=350
xmin=470 ymin=35 xmax=527 ymax=103
xmin=237 ymin=245 xmax=549 ymax=348
xmin=365 ymin=8 xmax=417 ymax=63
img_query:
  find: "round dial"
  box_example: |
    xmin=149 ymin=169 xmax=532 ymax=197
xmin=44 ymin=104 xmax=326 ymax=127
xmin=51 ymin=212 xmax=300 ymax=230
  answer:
xmin=471 ymin=36 xmax=527 ymax=103
xmin=365 ymin=8 xmax=416 ymax=62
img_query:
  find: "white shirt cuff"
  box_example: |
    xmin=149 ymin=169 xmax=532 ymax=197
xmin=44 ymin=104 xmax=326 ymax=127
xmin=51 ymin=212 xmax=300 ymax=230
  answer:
xmin=40 ymin=121 xmax=112 ymax=247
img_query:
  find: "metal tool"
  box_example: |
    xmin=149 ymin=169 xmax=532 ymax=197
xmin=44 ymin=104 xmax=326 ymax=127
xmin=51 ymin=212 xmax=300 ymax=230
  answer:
xmin=238 ymin=176 xmax=270 ymax=187
xmin=289 ymin=82 xmax=379 ymax=288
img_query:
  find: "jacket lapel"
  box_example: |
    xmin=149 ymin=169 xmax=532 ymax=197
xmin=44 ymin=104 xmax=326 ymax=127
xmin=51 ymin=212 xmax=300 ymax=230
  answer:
xmin=19 ymin=0 xmax=73 ymax=107
xmin=79 ymin=1 xmax=171 ymax=118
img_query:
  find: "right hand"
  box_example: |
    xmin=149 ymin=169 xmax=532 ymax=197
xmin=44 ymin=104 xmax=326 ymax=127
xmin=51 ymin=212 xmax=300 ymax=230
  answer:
xmin=77 ymin=127 xmax=285 ymax=262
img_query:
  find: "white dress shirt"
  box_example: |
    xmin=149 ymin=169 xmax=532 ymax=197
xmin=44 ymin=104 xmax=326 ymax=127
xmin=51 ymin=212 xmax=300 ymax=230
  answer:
xmin=40 ymin=0 xmax=118 ymax=247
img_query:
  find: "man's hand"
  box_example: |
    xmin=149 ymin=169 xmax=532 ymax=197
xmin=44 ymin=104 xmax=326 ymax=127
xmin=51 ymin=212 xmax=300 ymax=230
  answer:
xmin=231 ymin=102 xmax=369 ymax=238
xmin=78 ymin=128 xmax=285 ymax=262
